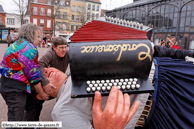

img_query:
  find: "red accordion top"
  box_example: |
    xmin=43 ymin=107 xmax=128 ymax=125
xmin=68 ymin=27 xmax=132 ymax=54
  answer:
xmin=71 ymin=20 xmax=148 ymax=42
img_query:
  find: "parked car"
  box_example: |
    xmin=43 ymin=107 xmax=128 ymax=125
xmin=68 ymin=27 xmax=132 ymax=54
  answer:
xmin=65 ymin=33 xmax=74 ymax=45
xmin=47 ymin=42 xmax=51 ymax=48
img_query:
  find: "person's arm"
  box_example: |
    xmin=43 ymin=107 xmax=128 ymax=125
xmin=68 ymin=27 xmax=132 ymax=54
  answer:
xmin=39 ymin=50 xmax=53 ymax=86
xmin=7 ymin=35 xmax=8 ymax=42
xmin=39 ymin=50 xmax=56 ymax=95
xmin=154 ymin=45 xmax=194 ymax=59
xmin=20 ymin=44 xmax=42 ymax=85
xmin=92 ymin=86 xmax=140 ymax=129
xmin=19 ymin=43 xmax=49 ymax=100
xmin=34 ymin=82 xmax=49 ymax=100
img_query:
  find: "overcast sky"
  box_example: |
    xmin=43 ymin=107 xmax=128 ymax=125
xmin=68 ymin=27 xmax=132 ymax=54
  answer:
xmin=100 ymin=0 xmax=133 ymax=10
xmin=0 ymin=0 xmax=133 ymax=13
xmin=0 ymin=0 xmax=18 ymax=13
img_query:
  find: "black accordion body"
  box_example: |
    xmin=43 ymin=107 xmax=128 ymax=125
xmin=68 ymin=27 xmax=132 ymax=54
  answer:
xmin=69 ymin=17 xmax=154 ymax=98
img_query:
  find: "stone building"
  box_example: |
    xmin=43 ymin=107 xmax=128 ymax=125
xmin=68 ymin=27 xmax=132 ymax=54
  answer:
xmin=106 ymin=0 xmax=194 ymax=50
xmin=86 ymin=0 xmax=101 ymax=22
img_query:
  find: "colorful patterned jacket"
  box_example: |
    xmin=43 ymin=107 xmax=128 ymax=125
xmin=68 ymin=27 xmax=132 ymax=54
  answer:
xmin=0 ymin=38 xmax=41 ymax=93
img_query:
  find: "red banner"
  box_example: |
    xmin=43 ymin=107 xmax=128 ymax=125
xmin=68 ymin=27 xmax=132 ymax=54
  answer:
xmin=155 ymin=34 xmax=165 ymax=38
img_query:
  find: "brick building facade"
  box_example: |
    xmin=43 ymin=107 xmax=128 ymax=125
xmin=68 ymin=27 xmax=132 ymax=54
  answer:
xmin=26 ymin=0 xmax=53 ymax=39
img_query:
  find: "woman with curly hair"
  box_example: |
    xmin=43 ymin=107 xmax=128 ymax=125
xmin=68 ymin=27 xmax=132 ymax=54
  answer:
xmin=0 ymin=24 xmax=49 ymax=122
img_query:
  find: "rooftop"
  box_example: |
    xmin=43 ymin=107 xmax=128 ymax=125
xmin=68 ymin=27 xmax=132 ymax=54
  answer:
xmin=0 ymin=5 xmax=5 ymax=13
xmin=101 ymin=9 xmax=109 ymax=16
xmin=86 ymin=0 xmax=101 ymax=4
xmin=108 ymin=0 xmax=162 ymax=11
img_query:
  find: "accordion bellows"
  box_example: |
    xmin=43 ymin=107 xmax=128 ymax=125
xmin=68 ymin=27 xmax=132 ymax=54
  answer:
xmin=71 ymin=20 xmax=148 ymax=42
xmin=69 ymin=17 xmax=154 ymax=98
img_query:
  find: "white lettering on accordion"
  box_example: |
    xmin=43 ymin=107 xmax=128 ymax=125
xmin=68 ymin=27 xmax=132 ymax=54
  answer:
xmin=80 ymin=43 xmax=152 ymax=61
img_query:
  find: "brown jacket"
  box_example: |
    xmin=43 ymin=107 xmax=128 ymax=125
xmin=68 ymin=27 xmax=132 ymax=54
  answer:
xmin=39 ymin=47 xmax=69 ymax=87
xmin=7 ymin=35 xmax=12 ymax=43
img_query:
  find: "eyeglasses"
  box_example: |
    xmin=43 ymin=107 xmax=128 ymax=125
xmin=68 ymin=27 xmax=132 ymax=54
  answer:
xmin=58 ymin=47 xmax=66 ymax=50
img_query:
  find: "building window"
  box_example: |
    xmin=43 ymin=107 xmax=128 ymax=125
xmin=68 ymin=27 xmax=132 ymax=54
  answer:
xmin=72 ymin=15 xmax=74 ymax=21
xmin=41 ymin=8 xmax=45 ymax=15
xmin=40 ymin=19 xmax=44 ymax=27
xmin=76 ymin=15 xmax=80 ymax=21
xmin=124 ymin=9 xmax=146 ymax=27
xmin=88 ymin=4 xmax=91 ymax=10
xmin=180 ymin=4 xmax=194 ymax=33
xmin=22 ymin=19 xmax=28 ymax=24
xmin=47 ymin=0 xmax=51 ymax=5
xmin=76 ymin=25 xmax=79 ymax=30
xmin=7 ymin=18 xmax=15 ymax=24
xmin=87 ymin=12 xmax=90 ymax=20
xmin=56 ymin=11 xmax=60 ymax=18
xmin=81 ymin=16 xmax=84 ymax=22
xmin=60 ymin=0 xmax=64 ymax=5
xmin=0 ymin=17 xmax=2 ymax=21
xmin=92 ymin=5 xmax=95 ymax=11
xmin=47 ymin=9 xmax=51 ymax=16
xmin=71 ymin=24 xmax=74 ymax=31
xmin=146 ymin=5 xmax=178 ymax=33
xmin=189 ymin=40 xmax=194 ymax=49
xmin=63 ymin=23 xmax=66 ymax=30
xmin=63 ymin=12 xmax=67 ymax=19
xmin=55 ymin=0 xmax=58 ymax=4
xmin=72 ymin=6 xmax=75 ymax=11
xmin=47 ymin=20 xmax=51 ymax=28
xmin=96 ymin=13 xmax=99 ymax=19
xmin=92 ymin=13 xmax=95 ymax=20
xmin=77 ymin=6 xmax=80 ymax=12
xmin=33 ymin=7 xmax=37 ymax=15
xmin=82 ymin=7 xmax=85 ymax=13
xmin=33 ymin=18 xmax=37 ymax=25
xmin=33 ymin=0 xmax=37 ymax=3
xmin=97 ymin=5 xmax=99 ymax=11
xmin=66 ymin=1 xmax=69 ymax=5
xmin=56 ymin=22 xmax=59 ymax=30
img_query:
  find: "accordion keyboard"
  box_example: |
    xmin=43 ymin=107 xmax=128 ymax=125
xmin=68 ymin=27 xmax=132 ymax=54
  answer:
xmin=86 ymin=78 xmax=140 ymax=93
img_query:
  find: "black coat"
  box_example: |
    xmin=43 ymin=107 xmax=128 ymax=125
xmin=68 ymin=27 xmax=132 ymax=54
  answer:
xmin=166 ymin=44 xmax=170 ymax=48
xmin=154 ymin=45 xmax=194 ymax=59
xmin=43 ymin=37 xmax=47 ymax=42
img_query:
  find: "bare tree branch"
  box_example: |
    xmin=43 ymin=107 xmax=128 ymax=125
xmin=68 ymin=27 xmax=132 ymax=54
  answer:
xmin=13 ymin=0 xmax=28 ymax=25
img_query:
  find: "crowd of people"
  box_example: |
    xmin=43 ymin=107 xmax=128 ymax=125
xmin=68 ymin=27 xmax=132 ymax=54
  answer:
xmin=158 ymin=39 xmax=181 ymax=49
xmin=1 ymin=23 xmax=194 ymax=129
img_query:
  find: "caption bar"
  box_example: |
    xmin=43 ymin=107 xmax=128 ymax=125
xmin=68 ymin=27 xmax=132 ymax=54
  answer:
xmin=1 ymin=121 xmax=62 ymax=128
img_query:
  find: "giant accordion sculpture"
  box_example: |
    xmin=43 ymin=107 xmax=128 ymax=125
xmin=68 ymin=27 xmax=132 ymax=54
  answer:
xmin=69 ymin=17 xmax=154 ymax=98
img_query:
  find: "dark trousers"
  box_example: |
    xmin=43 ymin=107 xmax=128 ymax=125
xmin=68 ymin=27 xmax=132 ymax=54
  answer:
xmin=8 ymin=43 xmax=10 ymax=47
xmin=1 ymin=90 xmax=44 ymax=121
